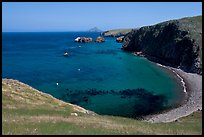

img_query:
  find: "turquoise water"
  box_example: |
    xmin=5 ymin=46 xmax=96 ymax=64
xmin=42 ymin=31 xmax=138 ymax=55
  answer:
xmin=2 ymin=32 xmax=185 ymax=118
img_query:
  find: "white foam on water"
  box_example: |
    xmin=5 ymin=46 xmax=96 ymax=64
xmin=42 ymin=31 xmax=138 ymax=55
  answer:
xmin=156 ymin=63 xmax=187 ymax=94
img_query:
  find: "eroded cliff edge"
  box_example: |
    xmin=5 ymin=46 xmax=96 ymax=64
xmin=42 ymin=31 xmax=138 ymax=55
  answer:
xmin=122 ymin=16 xmax=202 ymax=74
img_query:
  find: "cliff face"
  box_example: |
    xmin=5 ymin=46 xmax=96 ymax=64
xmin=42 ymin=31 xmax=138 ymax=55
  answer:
xmin=122 ymin=16 xmax=202 ymax=74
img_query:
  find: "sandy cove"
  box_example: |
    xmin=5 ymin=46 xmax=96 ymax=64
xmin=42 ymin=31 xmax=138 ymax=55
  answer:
xmin=143 ymin=64 xmax=202 ymax=123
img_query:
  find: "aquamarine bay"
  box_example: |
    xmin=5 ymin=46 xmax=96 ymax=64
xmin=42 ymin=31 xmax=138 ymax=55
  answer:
xmin=2 ymin=32 xmax=185 ymax=118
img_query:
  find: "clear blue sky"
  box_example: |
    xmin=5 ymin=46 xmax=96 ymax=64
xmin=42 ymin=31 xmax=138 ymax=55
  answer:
xmin=2 ymin=2 xmax=202 ymax=32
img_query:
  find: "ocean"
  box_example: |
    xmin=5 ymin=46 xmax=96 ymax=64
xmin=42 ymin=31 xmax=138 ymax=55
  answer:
xmin=2 ymin=32 xmax=185 ymax=118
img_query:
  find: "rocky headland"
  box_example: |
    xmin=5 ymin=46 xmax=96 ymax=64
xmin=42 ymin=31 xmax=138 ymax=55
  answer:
xmin=120 ymin=15 xmax=202 ymax=123
xmin=122 ymin=16 xmax=202 ymax=74
xmin=101 ymin=28 xmax=136 ymax=37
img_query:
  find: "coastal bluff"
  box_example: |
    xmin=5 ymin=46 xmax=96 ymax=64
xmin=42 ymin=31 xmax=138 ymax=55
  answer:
xmin=101 ymin=28 xmax=136 ymax=37
xmin=122 ymin=16 xmax=202 ymax=74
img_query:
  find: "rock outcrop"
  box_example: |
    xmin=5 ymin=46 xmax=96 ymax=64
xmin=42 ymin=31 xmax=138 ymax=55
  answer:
xmin=116 ymin=36 xmax=125 ymax=43
xmin=122 ymin=16 xmax=202 ymax=74
xmin=95 ymin=36 xmax=105 ymax=43
xmin=75 ymin=37 xmax=93 ymax=42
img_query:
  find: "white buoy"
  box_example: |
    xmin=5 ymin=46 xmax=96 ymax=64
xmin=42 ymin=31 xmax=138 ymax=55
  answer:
xmin=64 ymin=52 xmax=68 ymax=56
xmin=78 ymin=69 xmax=80 ymax=71
xmin=79 ymin=46 xmax=81 ymax=48
xmin=56 ymin=82 xmax=59 ymax=86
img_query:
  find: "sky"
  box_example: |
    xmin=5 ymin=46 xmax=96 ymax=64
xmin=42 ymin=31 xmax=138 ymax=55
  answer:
xmin=2 ymin=2 xmax=202 ymax=32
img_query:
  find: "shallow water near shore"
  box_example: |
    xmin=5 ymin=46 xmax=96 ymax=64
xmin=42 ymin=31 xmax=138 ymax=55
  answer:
xmin=2 ymin=32 xmax=185 ymax=118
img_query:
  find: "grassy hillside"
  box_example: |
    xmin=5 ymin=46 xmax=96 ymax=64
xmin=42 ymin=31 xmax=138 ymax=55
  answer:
xmin=2 ymin=79 xmax=202 ymax=135
xmin=101 ymin=28 xmax=136 ymax=37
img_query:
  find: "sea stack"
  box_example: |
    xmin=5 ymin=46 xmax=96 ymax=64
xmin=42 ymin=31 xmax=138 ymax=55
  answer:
xmin=75 ymin=37 xmax=93 ymax=42
xmin=95 ymin=36 xmax=105 ymax=43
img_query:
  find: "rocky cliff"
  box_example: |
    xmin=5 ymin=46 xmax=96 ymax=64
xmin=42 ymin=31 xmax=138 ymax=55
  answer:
xmin=122 ymin=16 xmax=202 ymax=74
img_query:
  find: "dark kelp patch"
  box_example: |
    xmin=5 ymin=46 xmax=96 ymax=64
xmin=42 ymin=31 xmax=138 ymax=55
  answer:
xmin=59 ymin=88 xmax=168 ymax=118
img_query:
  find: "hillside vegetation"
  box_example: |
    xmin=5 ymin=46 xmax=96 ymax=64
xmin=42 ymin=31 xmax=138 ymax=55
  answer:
xmin=2 ymin=79 xmax=202 ymax=135
xmin=122 ymin=15 xmax=202 ymax=74
xmin=101 ymin=28 xmax=137 ymax=37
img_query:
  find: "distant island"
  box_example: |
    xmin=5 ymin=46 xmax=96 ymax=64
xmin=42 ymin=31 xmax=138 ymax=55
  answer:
xmin=88 ymin=27 xmax=102 ymax=32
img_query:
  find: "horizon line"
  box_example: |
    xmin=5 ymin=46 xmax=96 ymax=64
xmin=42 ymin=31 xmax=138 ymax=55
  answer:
xmin=2 ymin=31 xmax=104 ymax=33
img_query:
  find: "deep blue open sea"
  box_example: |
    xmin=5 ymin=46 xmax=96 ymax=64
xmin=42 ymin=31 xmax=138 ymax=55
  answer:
xmin=2 ymin=32 xmax=185 ymax=118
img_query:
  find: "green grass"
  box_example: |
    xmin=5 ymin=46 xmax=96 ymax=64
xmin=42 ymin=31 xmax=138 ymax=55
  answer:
xmin=2 ymin=79 xmax=202 ymax=135
xmin=103 ymin=28 xmax=136 ymax=36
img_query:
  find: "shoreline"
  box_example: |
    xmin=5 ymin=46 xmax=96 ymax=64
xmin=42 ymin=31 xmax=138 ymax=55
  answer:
xmin=3 ymin=52 xmax=202 ymax=123
xmin=2 ymin=78 xmax=96 ymax=115
xmin=155 ymin=63 xmax=187 ymax=93
xmin=142 ymin=59 xmax=202 ymax=123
